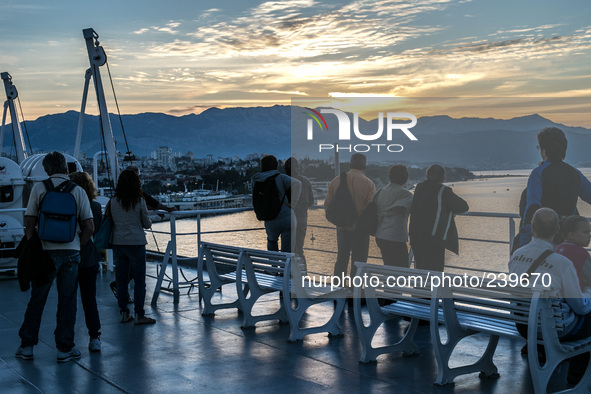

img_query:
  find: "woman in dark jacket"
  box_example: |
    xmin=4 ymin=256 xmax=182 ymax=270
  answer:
xmin=409 ymin=165 xmax=469 ymax=272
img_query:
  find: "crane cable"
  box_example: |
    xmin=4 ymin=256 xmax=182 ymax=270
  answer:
xmin=92 ymin=63 xmax=114 ymax=191
xmin=105 ymin=60 xmax=134 ymax=160
xmin=16 ymin=97 xmax=33 ymax=154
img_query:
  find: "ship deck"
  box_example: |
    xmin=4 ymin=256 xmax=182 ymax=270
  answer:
xmin=0 ymin=262 xmax=572 ymax=393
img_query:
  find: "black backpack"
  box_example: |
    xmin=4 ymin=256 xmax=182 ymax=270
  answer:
xmin=252 ymin=174 xmax=284 ymax=221
xmin=325 ymin=172 xmax=358 ymax=227
xmin=356 ymin=189 xmax=381 ymax=236
xmin=38 ymin=179 xmax=78 ymax=243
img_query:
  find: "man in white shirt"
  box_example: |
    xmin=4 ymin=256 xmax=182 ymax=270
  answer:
xmin=509 ymin=207 xmax=591 ymax=384
xmin=15 ymin=152 xmax=94 ymax=363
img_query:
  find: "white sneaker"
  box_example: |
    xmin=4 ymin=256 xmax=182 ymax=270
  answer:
xmin=89 ymin=337 xmax=101 ymax=352
xmin=15 ymin=346 xmax=34 ymax=360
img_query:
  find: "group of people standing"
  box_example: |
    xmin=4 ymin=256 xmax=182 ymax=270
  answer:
xmin=15 ymin=152 xmax=156 ymax=364
xmin=325 ymin=152 xmax=469 ymax=277
xmin=252 ymin=152 xmax=471 ymax=277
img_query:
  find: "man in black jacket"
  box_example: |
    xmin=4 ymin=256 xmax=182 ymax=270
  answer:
xmin=409 ymin=165 xmax=469 ymax=272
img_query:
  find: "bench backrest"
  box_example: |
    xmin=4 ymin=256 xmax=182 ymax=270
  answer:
xmin=199 ymin=242 xmax=244 ymax=276
xmin=354 ymin=263 xmax=435 ymax=309
xmin=433 ymin=276 xmax=563 ymax=330
xmin=200 ymin=241 xmax=299 ymax=287
xmin=355 ymin=262 xmax=564 ymax=331
xmin=240 ymin=249 xmax=289 ymax=276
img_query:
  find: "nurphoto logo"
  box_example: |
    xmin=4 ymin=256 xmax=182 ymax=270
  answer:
xmin=304 ymin=108 xmax=418 ymax=153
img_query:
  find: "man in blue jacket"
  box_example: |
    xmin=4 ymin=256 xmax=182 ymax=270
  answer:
xmin=518 ymin=127 xmax=591 ymax=247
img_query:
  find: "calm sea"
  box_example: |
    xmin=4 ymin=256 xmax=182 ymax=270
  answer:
xmin=148 ymin=169 xmax=591 ymax=275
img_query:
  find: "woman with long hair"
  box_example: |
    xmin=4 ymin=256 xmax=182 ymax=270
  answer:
xmin=109 ymin=169 xmax=155 ymax=325
xmin=69 ymin=171 xmax=103 ymax=351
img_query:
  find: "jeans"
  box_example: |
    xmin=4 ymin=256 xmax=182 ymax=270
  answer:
xmin=411 ymin=243 xmax=445 ymax=272
xmin=78 ymin=263 xmax=101 ymax=339
xmin=19 ymin=250 xmax=80 ymax=352
xmin=293 ymin=211 xmax=308 ymax=258
xmin=114 ymin=245 xmax=147 ymax=317
xmin=265 ymin=205 xmax=295 ymax=252
xmin=376 ymin=238 xmax=409 ymax=267
xmin=333 ymin=227 xmax=369 ymax=277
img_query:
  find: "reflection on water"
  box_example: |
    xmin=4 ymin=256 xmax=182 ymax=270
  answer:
xmin=149 ymin=171 xmax=591 ymax=276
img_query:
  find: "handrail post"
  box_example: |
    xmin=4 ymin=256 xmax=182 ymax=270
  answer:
xmin=196 ymin=212 xmax=202 ymax=266
xmin=197 ymin=212 xmax=202 ymax=251
xmin=509 ymin=217 xmax=516 ymax=254
xmin=170 ymin=213 xmax=179 ymax=303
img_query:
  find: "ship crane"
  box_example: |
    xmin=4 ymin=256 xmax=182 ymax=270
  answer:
xmin=1 ymin=72 xmax=29 ymax=164
xmin=75 ymin=28 xmax=122 ymax=186
xmin=0 ymin=73 xmax=28 ymax=271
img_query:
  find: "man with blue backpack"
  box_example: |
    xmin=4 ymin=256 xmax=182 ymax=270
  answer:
xmin=15 ymin=152 xmax=94 ymax=363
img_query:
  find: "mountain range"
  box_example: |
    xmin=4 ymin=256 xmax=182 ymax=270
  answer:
xmin=3 ymin=105 xmax=589 ymax=170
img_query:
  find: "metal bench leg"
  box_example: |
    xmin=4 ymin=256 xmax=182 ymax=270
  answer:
xmin=285 ymin=296 xmax=346 ymax=342
xmin=528 ymin=298 xmax=591 ymax=393
xmin=432 ymin=318 xmax=500 ymax=386
xmin=200 ymin=267 xmax=241 ymax=315
xmin=354 ymin=297 xmax=418 ymax=363
xmin=238 ymin=283 xmax=286 ymax=327
xmin=475 ymin=335 xmax=500 ymax=379
xmin=432 ymin=293 xmax=497 ymax=386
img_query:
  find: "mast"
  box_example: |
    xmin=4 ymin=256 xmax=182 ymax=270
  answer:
xmin=1 ymin=72 xmax=28 ymax=163
xmin=76 ymin=28 xmax=119 ymax=185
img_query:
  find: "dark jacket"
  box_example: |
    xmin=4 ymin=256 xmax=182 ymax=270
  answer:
xmin=519 ymin=160 xmax=591 ymax=247
xmin=80 ymin=200 xmax=102 ymax=268
xmin=16 ymin=233 xmax=55 ymax=291
xmin=409 ymin=180 xmax=469 ymax=254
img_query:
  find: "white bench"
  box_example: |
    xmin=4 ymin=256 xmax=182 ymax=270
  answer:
xmin=198 ymin=242 xmax=347 ymax=341
xmin=354 ymin=262 xmax=591 ymax=393
xmin=433 ymin=278 xmax=591 ymax=393
xmin=353 ymin=263 xmax=437 ymax=363
xmin=197 ymin=242 xmax=243 ymax=315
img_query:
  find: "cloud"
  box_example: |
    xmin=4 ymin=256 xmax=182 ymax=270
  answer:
xmin=133 ymin=21 xmax=181 ymax=36
xmin=248 ymin=89 xmax=308 ymax=95
xmin=150 ymin=0 xmax=449 ymax=59
xmin=80 ymin=2 xmax=591 ymax=117
xmin=492 ymin=24 xmax=562 ymax=36
xmin=168 ymin=104 xmax=218 ymax=115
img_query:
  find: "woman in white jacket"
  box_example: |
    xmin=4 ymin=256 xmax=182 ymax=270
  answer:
xmin=375 ymin=165 xmax=413 ymax=267
xmin=110 ymin=169 xmax=154 ymax=325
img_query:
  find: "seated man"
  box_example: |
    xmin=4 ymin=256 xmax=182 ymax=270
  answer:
xmin=509 ymin=207 xmax=591 ymax=384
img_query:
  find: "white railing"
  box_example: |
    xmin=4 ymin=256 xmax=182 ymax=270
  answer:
xmin=146 ymin=208 xmax=529 ymax=305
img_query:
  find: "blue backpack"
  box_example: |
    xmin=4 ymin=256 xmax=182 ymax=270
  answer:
xmin=38 ymin=179 xmax=78 ymax=243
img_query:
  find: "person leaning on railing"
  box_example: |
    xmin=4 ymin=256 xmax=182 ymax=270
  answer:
xmin=374 ymin=165 xmax=413 ymax=268
xmin=409 ymin=164 xmax=469 ymax=272
xmin=518 ymin=127 xmax=591 ymax=248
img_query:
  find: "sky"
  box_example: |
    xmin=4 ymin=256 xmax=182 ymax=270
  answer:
xmin=1 ymin=0 xmax=590 ymax=126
